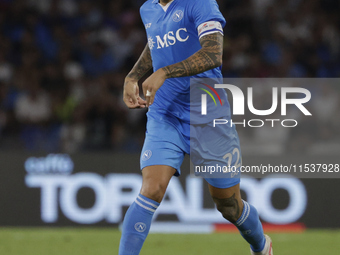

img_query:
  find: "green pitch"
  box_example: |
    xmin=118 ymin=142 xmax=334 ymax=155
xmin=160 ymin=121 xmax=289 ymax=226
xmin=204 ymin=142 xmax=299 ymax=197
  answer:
xmin=0 ymin=228 xmax=339 ymax=255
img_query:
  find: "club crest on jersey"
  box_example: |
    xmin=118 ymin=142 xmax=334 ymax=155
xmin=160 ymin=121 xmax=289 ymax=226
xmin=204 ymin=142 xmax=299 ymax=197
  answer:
xmin=172 ymin=10 xmax=184 ymax=22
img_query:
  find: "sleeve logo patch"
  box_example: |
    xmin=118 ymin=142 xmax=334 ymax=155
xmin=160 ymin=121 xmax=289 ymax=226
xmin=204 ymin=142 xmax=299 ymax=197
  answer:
xmin=197 ymin=21 xmax=223 ymax=38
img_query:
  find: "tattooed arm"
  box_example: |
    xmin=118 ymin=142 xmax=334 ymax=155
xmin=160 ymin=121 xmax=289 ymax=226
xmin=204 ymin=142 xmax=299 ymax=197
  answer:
xmin=142 ymin=32 xmax=223 ymax=106
xmin=163 ymin=33 xmax=223 ymax=78
xmin=126 ymin=44 xmax=153 ymax=81
xmin=123 ymin=44 xmax=152 ymax=108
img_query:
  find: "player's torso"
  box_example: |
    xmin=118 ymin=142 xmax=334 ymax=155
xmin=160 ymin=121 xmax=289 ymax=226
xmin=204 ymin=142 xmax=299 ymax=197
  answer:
xmin=140 ymin=0 xmax=227 ymax=126
xmin=141 ymin=0 xmax=201 ymax=72
xmin=140 ymin=0 xmax=200 ymax=123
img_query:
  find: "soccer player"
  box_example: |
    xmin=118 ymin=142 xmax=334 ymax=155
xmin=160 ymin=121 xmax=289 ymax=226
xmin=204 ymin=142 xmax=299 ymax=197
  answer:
xmin=119 ymin=0 xmax=273 ymax=254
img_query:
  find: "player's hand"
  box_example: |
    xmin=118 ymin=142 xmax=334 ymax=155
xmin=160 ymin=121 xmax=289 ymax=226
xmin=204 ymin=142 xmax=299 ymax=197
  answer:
xmin=123 ymin=78 xmax=147 ymax=109
xmin=142 ymin=68 xmax=166 ymax=107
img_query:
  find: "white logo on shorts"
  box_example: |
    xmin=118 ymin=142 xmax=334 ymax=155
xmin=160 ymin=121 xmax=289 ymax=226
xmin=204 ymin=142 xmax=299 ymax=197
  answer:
xmin=134 ymin=222 xmax=147 ymax=232
xmin=142 ymin=150 xmax=152 ymax=161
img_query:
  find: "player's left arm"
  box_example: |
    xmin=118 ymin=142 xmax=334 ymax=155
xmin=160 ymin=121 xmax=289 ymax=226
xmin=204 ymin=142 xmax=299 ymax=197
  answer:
xmin=142 ymin=32 xmax=223 ymax=106
xmin=163 ymin=33 xmax=223 ymax=78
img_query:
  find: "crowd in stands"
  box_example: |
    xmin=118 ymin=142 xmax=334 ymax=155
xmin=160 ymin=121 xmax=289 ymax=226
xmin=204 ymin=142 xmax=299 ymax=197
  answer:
xmin=0 ymin=0 xmax=339 ymax=154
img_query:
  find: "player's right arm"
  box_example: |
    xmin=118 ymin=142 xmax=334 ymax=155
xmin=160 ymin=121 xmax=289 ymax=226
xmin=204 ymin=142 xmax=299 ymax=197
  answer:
xmin=123 ymin=44 xmax=152 ymax=109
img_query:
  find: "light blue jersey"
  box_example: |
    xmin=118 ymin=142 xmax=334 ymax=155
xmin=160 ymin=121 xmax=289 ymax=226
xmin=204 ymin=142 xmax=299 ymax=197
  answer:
xmin=140 ymin=0 xmax=241 ymax=188
xmin=140 ymin=0 xmax=229 ymax=127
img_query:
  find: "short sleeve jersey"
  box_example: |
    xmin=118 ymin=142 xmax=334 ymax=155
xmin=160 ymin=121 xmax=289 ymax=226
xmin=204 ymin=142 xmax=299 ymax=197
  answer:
xmin=140 ymin=0 xmax=229 ymax=125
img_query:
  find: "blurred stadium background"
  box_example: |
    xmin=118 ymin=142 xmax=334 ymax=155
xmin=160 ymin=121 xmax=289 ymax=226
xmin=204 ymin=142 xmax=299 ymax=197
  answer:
xmin=0 ymin=0 xmax=339 ymax=254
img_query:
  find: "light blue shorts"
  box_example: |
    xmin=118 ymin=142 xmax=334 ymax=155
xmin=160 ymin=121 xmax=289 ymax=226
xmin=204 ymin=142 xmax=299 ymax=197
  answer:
xmin=140 ymin=114 xmax=241 ymax=189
